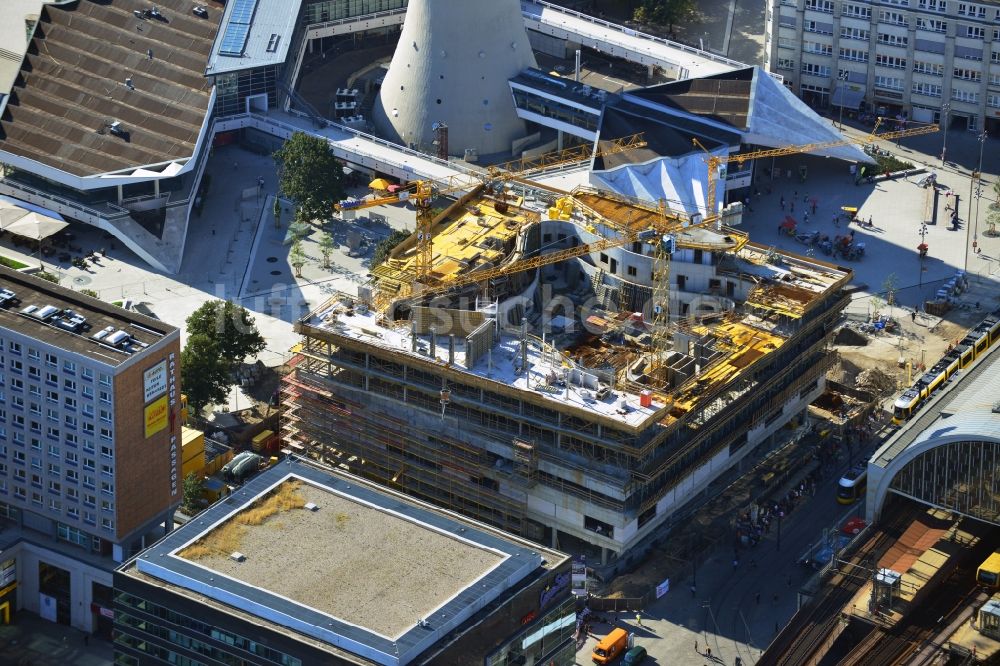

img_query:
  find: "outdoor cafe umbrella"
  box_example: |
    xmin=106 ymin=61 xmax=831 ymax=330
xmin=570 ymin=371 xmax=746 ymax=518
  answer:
xmin=2 ymin=211 xmax=68 ymax=240
xmin=368 ymin=178 xmax=391 ymax=191
xmin=0 ymin=199 xmax=30 ymax=227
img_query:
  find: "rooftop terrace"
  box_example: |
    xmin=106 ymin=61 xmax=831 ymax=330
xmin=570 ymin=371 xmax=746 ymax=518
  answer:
xmin=125 ymin=459 xmax=555 ymax=666
xmin=0 ymin=0 xmax=219 ymax=177
xmin=0 ymin=266 xmax=175 ymax=366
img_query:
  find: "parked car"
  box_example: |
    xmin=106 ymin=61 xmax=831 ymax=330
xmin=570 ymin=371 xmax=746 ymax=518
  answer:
xmin=622 ymin=645 xmax=647 ymax=665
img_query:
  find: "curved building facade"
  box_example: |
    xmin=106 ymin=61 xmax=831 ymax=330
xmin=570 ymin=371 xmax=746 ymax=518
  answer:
xmin=371 ymin=0 xmax=537 ymax=157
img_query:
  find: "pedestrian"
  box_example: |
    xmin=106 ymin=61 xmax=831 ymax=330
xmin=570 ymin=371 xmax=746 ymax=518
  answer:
xmin=732 ymin=558 xmax=739 ymax=570
xmin=691 ymin=584 xmax=697 ymax=598
xmin=695 ymin=639 xmax=699 ymax=652
xmin=790 ymin=200 xmax=795 ymax=213
xmin=706 ymin=647 xmax=712 ymax=658
xmin=780 ymin=195 xmax=786 ymax=210
xmin=803 ymin=192 xmax=809 ymax=204
xmin=833 ymin=213 xmax=839 ymax=227
xmin=803 ymin=211 xmax=809 ymax=224
xmin=84 ymin=634 xmax=89 ymax=647
xmin=773 ymin=592 xmax=779 ymax=604
xmin=636 ymin=613 xmax=642 ymax=627
xmin=233 ymin=161 xmax=238 ymax=170
xmin=755 ymin=591 xmax=761 ymax=604
xmin=787 ymin=574 xmax=792 ymax=587
xmin=911 ymin=310 xmax=917 ymax=323
xmin=811 ymin=200 xmax=817 ymax=214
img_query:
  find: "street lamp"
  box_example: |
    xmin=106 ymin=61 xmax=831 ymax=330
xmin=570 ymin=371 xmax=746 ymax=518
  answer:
xmin=918 ymin=222 xmax=928 ymax=287
xmin=837 ymin=71 xmax=849 ymax=130
xmin=966 ymin=130 xmax=988 ymax=270
xmin=940 ymin=103 xmax=951 ymax=165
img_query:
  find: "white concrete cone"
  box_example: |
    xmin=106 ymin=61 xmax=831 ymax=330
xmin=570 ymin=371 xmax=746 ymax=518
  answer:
xmin=371 ymin=0 xmax=537 ymax=158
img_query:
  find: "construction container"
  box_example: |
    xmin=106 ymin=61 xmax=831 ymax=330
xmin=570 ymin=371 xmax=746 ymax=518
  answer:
xmin=181 ymin=427 xmax=206 ymax=480
xmin=251 ymin=429 xmax=278 ymax=454
xmin=639 ymin=390 xmax=652 ymax=408
xmin=202 ymin=477 xmax=230 ymax=504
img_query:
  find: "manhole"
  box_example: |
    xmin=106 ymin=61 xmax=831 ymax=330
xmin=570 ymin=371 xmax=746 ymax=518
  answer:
xmin=270 ymin=270 xmax=282 ymax=276
xmin=72 ymin=276 xmax=92 ymax=286
xmin=266 ymin=256 xmax=278 ymax=263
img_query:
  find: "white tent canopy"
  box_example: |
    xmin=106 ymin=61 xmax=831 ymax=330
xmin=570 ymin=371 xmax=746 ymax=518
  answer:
xmin=0 ymin=196 xmax=68 ymax=239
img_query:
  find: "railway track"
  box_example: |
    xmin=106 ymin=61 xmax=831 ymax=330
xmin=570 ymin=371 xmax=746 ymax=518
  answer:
xmin=760 ymin=503 xmax=921 ymax=666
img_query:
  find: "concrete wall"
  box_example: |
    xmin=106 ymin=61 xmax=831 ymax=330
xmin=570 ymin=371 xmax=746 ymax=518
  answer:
xmin=10 ymin=540 xmax=113 ymax=633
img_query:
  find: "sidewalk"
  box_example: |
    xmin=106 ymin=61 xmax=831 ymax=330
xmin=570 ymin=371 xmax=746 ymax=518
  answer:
xmin=0 ymin=611 xmax=112 ymax=665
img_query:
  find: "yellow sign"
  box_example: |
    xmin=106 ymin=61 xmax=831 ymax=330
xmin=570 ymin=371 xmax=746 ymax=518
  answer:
xmin=144 ymin=396 xmax=169 ymax=438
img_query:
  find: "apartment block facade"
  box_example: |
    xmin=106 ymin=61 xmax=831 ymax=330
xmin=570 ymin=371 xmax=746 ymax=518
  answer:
xmin=0 ymin=268 xmax=181 ymax=634
xmin=766 ymin=0 xmax=1000 ymax=135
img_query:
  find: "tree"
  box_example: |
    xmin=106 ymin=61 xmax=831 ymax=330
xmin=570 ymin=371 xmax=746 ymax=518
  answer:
xmin=180 ymin=334 xmax=232 ymax=415
xmin=182 ymin=473 xmax=204 ymax=514
xmin=372 ymin=229 xmax=410 ymax=267
xmin=633 ymin=0 xmax=696 ymax=31
xmin=186 ymin=300 xmax=266 ymax=365
xmin=290 ymin=240 xmax=306 ymax=278
xmin=319 ymin=231 xmax=336 ymax=268
xmin=273 ymin=132 xmax=346 ymax=226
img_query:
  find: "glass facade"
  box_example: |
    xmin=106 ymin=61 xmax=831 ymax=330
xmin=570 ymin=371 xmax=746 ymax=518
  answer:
xmin=889 ymin=439 xmax=1000 ymax=522
xmin=214 ymin=65 xmax=280 ymax=118
xmin=303 ymin=0 xmax=407 ymax=24
xmin=486 ymin=596 xmax=576 ymax=666
xmin=114 ymin=592 xmax=303 ymax=666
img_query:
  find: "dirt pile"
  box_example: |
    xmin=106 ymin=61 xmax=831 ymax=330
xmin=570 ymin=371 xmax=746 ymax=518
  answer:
xmin=855 ymin=367 xmax=896 ymax=394
xmin=833 ymin=326 xmax=868 ymax=346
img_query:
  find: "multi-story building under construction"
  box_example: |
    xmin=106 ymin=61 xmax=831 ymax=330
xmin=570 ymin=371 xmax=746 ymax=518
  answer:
xmin=282 ymin=187 xmax=852 ymax=567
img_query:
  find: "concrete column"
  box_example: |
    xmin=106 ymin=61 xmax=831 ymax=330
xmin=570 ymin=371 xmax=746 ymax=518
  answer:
xmin=557 ymin=129 xmax=564 ymax=151
xmin=551 ymin=527 xmax=558 ymax=548
xmin=647 ymin=64 xmax=655 ymax=82
xmin=116 ymin=184 xmax=123 ymax=205
xmin=154 ymin=179 xmax=160 ymax=198
xmin=601 ymin=547 xmax=609 ymax=565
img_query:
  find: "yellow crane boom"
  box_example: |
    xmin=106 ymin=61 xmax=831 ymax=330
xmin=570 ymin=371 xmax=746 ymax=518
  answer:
xmin=698 ymin=119 xmax=940 ymax=215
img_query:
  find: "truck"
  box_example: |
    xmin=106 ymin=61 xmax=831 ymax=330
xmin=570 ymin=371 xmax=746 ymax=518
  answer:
xmin=592 ymin=627 xmax=632 ymax=664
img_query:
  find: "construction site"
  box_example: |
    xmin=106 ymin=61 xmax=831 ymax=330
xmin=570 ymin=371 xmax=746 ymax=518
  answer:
xmin=280 ymin=155 xmax=856 ymax=568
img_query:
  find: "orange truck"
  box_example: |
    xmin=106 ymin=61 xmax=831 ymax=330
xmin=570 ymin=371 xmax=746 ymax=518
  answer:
xmin=592 ymin=627 xmax=630 ymax=664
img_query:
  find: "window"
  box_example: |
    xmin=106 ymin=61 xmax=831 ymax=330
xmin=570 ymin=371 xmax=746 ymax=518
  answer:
xmin=952 ymin=88 xmax=979 ymax=102
xmin=101 ymin=517 xmax=113 ymax=531
xmin=27 ymin=366 xmax=39 ymax=379
xmin=46 ymin=409 xmax=58 ymax=424
xmin=48 ymin=480 xmax=61 ymax=494
xmin=804 ymin=41 xmax=833 ymax=55
xmin=802 ymin=62 xmax=832 ymax=77
xmin=777 ymin=57 xmax=796 ymax=70
xmin=81 ymin=385 xmax=93 ymax=399
xmin=81 ymin=367 xmax=93 ymax=382
xmin=83 ymin=458 xmax=95 ymax=471
xmin=65 ymin=432 xmax=78 ymax=447
xmin=64 ymin=415 xmax=77 ymax=431
xmin=63 ymin=379 xmax=76 ymax=393
xmin=988 ymin=94 xmax=1000 ymax=108
xmin=47 ymin=445 xmax=59 ymax=459
xmin=7 ymin=341 xmax=20 ymax=355
xmin=82 ymin=440 xmax=94 ymax=454
xmin=13 ymin=487 xmax=25 ymax=500
xmin=82 ymin=421 xmax=94 ymax=434
xmin=83 ymin=476 xmax=95 ymax=490
xmin=840 ymin=26 xmax=870 ymax=41
xmin=82 ymin=405 xmax=94 ymax=419
xmin=10 ymin=378 xmax=21 ymax=391
xmin=83 ymin=511 xmax=95 ymax=525
xmin=101 ymin=464 xmax=113 ymax=477
xmin=101 ymin=498 xmax=113 ymax=512
xmin=993 ymin=51 xmax=1000 ymax=64
xmin=876 ymin=54 xmax=907 ymax=69
xmin=879 ymin=10 xmax=907 ymax=26
xmin=840 ymin=47 xmax=869 ymax=62
xmin=66 ymin=469 xmax=79 ymax=483
xmin=98 ymin=373 xmax=111 ymax=387
xmin=957 ymin=2 xmax=987 ymax=16
xmin=626 ymin=266 xmax=637 ymax=277
xmin=43 ymin=352 xmax=56 ymax=367
xmin=45 ymin=372 xmax=57 ymax=385
xmin=881 ymin=0 xmax=909 ymax=5
xmin=804 ymin=20 xmax=834 ymax=34
xmin=913 ymin=61 xmax=944 ymax=75
xmin=63 ymin=396 xmax=76 ymax=410
xmin=31 ymin=491 xmax=42 ymax=506
xmin=26 ymin=349 xmax=39 ymax=362
xmin=62 ymin=361 xmax=75 ymax=375
xmin=67 ymin=506 xmax=78 ymax=519
xmin=875 ymin=75 xmax=904 ymax=90
xmin=963 ymin=25 xmax=985 ymax=39
xmin=918 ymin=0 xmax=947 ymax=10
xmin=991 ymin=72 xmax=1000 ymax=85
xmin=83 ymin=493 xmax=96 ymax=507
xmin=98 ymin=390 xmax=110 ymax=404
xmin=57 ymin=523 xmax=88 ymax=546
xmin=842 ymin=3 xmax=871 ymax=18
xmin=916 ymin=17 xmax=947 ymax=32
xmin=878 ymin=33 xmax=909 ymax=47
xmin=100 ymin=481 xmax=113 ymax=495
xmin=28 ymin=403 xmax=40 ymax=416
xmin=954 ymin=67 xmax=982 ymax=81
xmin=804 ymin=0 xmax=833 ymax=11
xmin=99 ymin=427 xmax=112 ymax=441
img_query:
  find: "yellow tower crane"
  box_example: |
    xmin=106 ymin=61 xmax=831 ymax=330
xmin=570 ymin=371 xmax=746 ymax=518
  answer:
xmin=695 ymin=118 xmax=940 ymax=216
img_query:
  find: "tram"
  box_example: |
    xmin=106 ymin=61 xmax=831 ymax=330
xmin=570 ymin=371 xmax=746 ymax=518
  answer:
xmin=977 ymin=552 xmax=1000 ymax=589
xmin=836 ymin=465 xmax=867 ymax=505
xmin=892 ymin=309 xmax=1000 ymax=424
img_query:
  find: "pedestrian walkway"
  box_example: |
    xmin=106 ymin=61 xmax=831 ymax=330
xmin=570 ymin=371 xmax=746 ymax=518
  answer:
xmin=0 ymin=611 xmax=111 ymax=666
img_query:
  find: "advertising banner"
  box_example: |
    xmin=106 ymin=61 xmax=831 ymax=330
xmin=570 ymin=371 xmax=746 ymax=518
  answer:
xmin=144 ymin=396 xmax=168 ymax=438
xmin=144 ymin=361 xmax=167 ymax=403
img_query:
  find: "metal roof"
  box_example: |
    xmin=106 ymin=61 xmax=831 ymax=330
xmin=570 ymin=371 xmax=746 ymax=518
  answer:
xmin=205 ymin=0 xmax=302 ymax=75
xmin=0 ymin=0 xmax=219 ymax=178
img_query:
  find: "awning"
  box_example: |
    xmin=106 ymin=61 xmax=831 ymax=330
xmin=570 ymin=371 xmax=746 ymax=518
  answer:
xmin=831 ymin=84 xmax=865 ymax=110
xmin=0 ymin=198 xmax=68 ymax=239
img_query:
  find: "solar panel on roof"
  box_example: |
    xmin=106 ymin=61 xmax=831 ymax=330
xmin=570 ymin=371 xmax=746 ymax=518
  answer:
xmin=218 ymin=0 xmax=259 ymax=57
